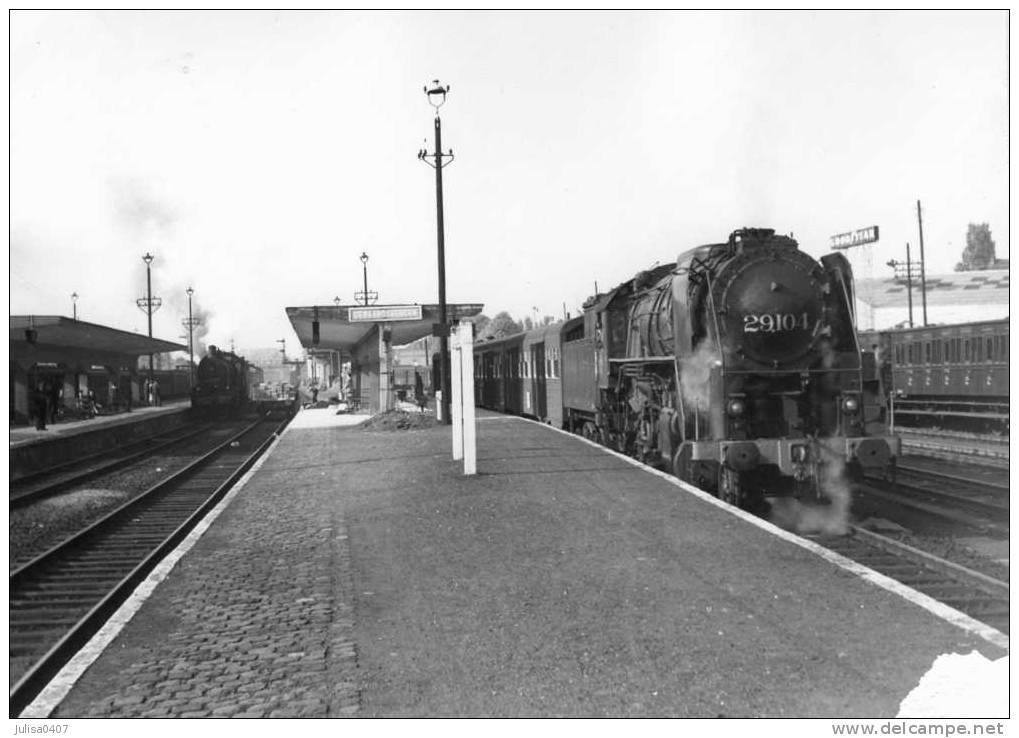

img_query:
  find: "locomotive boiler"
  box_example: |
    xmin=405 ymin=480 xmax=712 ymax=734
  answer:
xmin=191 ymin=345 xmax=251 ymax=415
xmin=565 ymin=227 xmax=898 ymax=509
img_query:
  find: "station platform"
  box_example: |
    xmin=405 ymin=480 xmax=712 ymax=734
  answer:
xmin=9 ymin=400 xmax=191 ymax=449
xmin=29 ymin=407 xmax=1008 ymax=718
xmin=9 ymin=400 xmax=192 ymax=481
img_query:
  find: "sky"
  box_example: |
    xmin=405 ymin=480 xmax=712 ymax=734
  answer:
xmin=9 ymin=10 xmax=1009 ymax=355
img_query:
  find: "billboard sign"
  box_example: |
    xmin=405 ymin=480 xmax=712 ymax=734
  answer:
xmin=830 ymin=225 xmax=879 ymax=250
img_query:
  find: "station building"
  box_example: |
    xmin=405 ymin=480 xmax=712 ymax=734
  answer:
xmin=10 ymin=316 xmax=187 ymax=425
xmin=853 ymin=269 xmax=1009 ymax=330
xmin=286 ymin=303 xmax=482 ymax=413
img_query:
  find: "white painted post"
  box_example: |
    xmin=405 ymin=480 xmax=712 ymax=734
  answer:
xmin=451 ymin=333 xmax=464 ymax=461
xmin=460 ymin=321 xmax=477 ymax=475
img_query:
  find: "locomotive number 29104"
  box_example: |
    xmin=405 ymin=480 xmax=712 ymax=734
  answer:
xmin=743 ymin=313 xmax=812 ymax=333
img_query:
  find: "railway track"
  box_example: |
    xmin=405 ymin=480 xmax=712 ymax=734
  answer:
xmin=9 ymin=414 xmax=290 ymax=717
xmin=807 ymin=526 xmax=1009 ymax=639
xmin=894 ymin=428 xmax=1009 ymax=468
xmin=10 ymin=423 xmax=215 ymax=509
xmin=858 ymin=463 xmax=1009 ymax=535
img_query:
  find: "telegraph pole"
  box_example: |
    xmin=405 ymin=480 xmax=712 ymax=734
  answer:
xmin=419 ymin=80 xmax=455 ymax=425
xmin=916 ymin=200 xmax=928 ymax=326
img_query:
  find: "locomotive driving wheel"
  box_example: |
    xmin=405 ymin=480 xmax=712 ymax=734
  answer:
xmin=718 ymin=465 xmax=743 ymax=507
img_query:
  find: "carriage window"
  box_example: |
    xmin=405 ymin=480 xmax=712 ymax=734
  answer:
xmin=924 ymin=342 xmax=930 ymax=363
xmin=942 ymin=341 xmax=949 ymax=362
xmin=964 ymin=340 xmax=970 ymax=362
xmin=987 ymin=338 xmax=994 ymax=361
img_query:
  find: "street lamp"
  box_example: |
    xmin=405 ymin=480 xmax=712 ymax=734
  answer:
xmin=183 ymin=286 xmax=201 ymax=388
xmin=334 ymin=296 xmax=342 ymax=307
xmin=135 ymin=252 xmax=162 ymax=382
xmin=71 ymin=292 xmax=78 ymax=321
xmin=418 ymin=79 xmax=455 ymax=425
xmin=355 ymin=251 xmax=379 ymax=306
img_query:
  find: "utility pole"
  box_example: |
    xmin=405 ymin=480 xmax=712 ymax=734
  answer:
xmin=71 ymin=292 xmax=78 ymax=321
xmin=418 ymin=80 xmax=455 ymax=425
xmin=916 ymin=200 xmax=928 ymax=326
xmin=887 ymin=247 xmax=920 ymax=328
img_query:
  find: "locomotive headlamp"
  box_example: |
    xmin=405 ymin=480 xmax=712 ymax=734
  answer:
xmin=727 ymin=398 xmax=746 ymax=417
xmin=842 ymin=395 xmax=860 ymax=414
xmin=791 ymin=444 xmax=809 ymax=463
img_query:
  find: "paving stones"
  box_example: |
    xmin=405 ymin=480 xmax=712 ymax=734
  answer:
xmin=52 ymin=434 xmax=361 ymax=718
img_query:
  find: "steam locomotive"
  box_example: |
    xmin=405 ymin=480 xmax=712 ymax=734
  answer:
xmin=475 ymin=228 xmax=899 ymax=510
xmin=191 ymin=345 xmax=252 ymax=415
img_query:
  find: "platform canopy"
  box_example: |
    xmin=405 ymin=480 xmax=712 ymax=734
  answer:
xmin=286 ymin=303 xmax=484 ymax=352
xmin=10 ymin=316 xmax=187 ymax=355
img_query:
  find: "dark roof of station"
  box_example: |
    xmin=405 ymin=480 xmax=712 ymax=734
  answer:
xmin=10 ymin=316 xmax=187 ymax=355
xmin=286 ymin=304 xmax=484 ymax=353
xmin=855 ymin=270 xmax=1009 ymax=308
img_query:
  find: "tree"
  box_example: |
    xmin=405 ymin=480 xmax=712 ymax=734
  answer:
xmin=477 ymin=311 xmax=523 ymax=341
xmin=955 ymin=223 xmax=997 ymax=271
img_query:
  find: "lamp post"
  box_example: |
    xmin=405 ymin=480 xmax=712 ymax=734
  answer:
xmin=418 ymin=80 xmax=455 ymax=425
xmin=334 ymin=296 xmax=342 ymax=307
xmin=183 ymin=287 xmax=199 ymax=388
xmin=135 ymin=252 xmax=162 ymax=382
xmin=71 ymin=292 xmax=78 ymax=321
xmin=354 ymin=252 xmax=379 ymax=306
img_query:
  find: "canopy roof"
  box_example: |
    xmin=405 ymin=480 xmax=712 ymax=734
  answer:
xmin=286 ymin=304 xmax=484 ymax=352
xmin=10 ymin=316 xmax=187 ymax=355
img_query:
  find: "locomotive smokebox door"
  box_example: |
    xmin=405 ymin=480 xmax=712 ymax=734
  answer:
xmin=719 ymin=250 xmax=823 ymax=366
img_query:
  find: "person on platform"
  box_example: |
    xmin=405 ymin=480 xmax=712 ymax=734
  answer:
xmin=33 ymin=382 xmax=49 ymax=430
xmin=48 ymin=382 xmax=61 ymax=424
xmin=414 ymin=370 xmax=427 ymax=412
xmin=153 ymin=378 xmax=161 ymax=406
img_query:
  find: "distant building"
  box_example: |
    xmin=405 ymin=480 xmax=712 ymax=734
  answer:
xmin=854 ymin=269 xmax=1009 ymax=330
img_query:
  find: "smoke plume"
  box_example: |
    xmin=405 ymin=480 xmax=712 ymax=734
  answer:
xmin=768 ymin=446 xmax=853 ymax=535
xmin=679 ymin=341 xmax=720 ymax=411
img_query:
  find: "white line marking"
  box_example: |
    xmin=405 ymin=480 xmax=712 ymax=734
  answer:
xmin=513 ymin=415 xmax=1009 ymax=652
xmin=18 ymin=432 xmax=287 ymax=718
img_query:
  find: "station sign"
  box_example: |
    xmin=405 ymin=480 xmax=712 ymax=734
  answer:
xmin=347 ymin=305 xmax=423 ymax=323
xmin=830 ymin=225 xmax=879 ymax=250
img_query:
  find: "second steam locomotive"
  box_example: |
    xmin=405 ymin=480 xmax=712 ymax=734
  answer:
xmin=475 ymin=228 xmax=900 ymax=510
xmin=191 ymin=345 xmax=252 ymax=414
